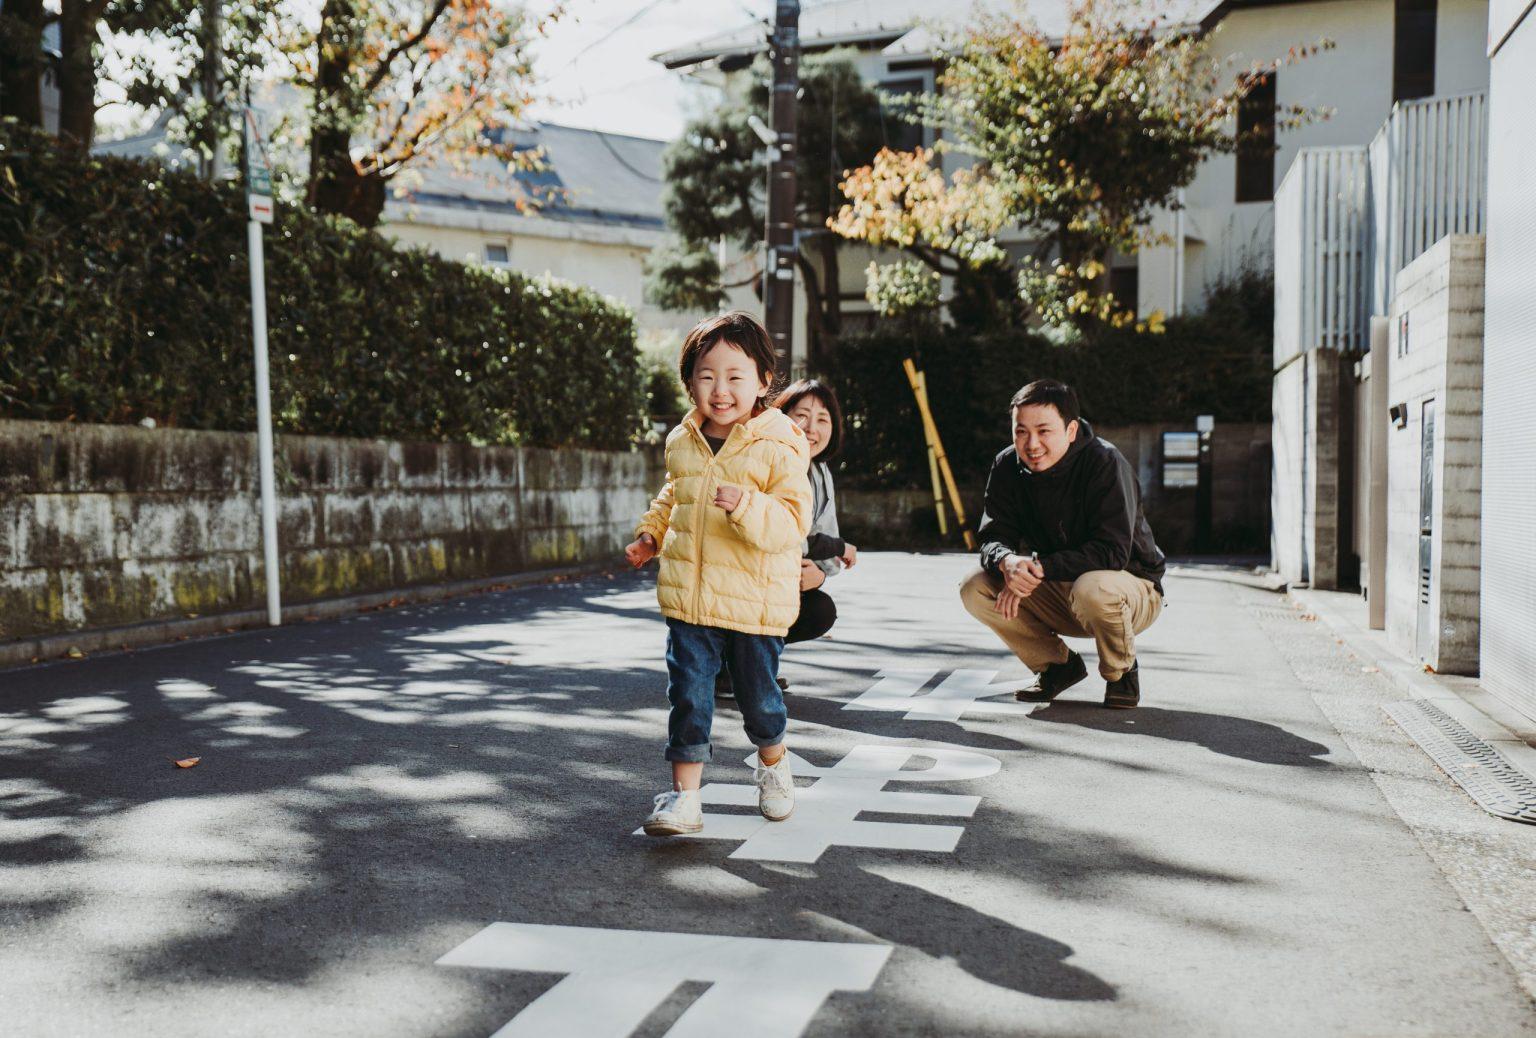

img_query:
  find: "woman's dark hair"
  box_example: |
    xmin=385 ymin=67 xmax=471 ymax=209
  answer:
xmin=678 ymin=311 xmax=779 ymax=410
xmin=774 ymin=378 xmax=844 ymax=460
xmin=1009 ymin=378 xmax=1080 ymax=426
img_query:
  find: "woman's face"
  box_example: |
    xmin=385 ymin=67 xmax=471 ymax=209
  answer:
xmin=788 ymin=395 xmax=833 ymax=459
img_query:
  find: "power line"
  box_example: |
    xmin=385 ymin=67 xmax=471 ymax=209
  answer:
xmin=552 ymin=0 xmax=680 ymax=76
xmin=594 ymin=128 xmax=664 ymax=182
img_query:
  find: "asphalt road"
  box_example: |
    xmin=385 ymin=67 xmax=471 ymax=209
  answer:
xmin=2 ymin=553 xmax=1532 ymax=1036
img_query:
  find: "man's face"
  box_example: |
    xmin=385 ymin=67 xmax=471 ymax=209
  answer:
xmin=1013 ymin=404 xmax=1080 ymax=473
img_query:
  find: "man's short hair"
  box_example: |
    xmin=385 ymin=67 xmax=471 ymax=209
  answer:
xmin=1010 ymin=379 xmax=1080 ymax=426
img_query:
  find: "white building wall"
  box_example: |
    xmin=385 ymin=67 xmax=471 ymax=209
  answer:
xmin=1384 ymin=235 xmax=1484 ymax=673
xmin=1142 ymin=0 xmax=1491 ymax=317
xmin=382 ymin=207 xmax=735 ymax=346
xmin=1479 ymin=0 xmax=1536 ymax=721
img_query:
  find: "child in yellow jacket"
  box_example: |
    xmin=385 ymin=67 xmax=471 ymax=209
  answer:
xmin=624 ymin=311 xmax=813 ymax=836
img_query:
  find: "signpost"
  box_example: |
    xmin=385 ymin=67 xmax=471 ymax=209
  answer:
xmin=244 ymin=106 xmax=281 ymax=626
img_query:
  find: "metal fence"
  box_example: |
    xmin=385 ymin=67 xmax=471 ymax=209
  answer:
xmin=1274 ymin=91 xmax=1488 ymax=365
xmin=1274 ymin=147 xmax=1371 ymax=363
xmin=1369 ymin=91 xmax=1489 ymax=317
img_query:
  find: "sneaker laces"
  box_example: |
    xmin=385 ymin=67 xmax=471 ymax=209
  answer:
xmin=652 ymin=790 xmax=688 ymax=814
xmin=754 ymin=758 xmax=792 ymax=794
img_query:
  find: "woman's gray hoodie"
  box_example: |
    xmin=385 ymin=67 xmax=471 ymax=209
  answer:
xmin=804 ymin=461 xmax=845 ymax=578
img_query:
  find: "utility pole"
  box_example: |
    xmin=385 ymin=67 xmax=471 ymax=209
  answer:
xmin=763 ymin=0 xmax=799 ymax=379
xmin=201 ymin=0 xmax=224 ymax=179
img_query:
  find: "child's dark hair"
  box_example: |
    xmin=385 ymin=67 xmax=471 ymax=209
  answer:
xmin=1009 ymin=378 xmax=1080 ymax=425
xmin=775 ymin=378 xmax=844 ymax=460
xmin=678 ymin=311 xmax=779 ymax=408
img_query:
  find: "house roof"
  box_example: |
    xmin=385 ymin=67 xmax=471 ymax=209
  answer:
xmin=95 ymin=117 xmax=669 ymax=231
xmin=654 ymin=0 xmax=1235 ymax=69
xmin=399 ymin=123 xmax=668 ymax=230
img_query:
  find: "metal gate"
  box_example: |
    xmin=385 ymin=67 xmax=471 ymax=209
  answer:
xmin=1416 ymin=399 xmax=1435 ymax=663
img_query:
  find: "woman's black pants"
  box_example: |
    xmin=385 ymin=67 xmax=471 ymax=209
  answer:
xmin=786 ymin=588 xmax=837 ymax=644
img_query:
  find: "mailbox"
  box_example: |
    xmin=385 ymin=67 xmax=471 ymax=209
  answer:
xmin=1162 ymin=431 xmax=1200 ymax=488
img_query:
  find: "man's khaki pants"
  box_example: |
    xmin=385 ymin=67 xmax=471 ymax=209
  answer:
xmin=959 ymin=568 xmax=1162 ymax=682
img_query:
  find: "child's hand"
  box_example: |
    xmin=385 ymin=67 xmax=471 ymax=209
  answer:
xmin=839 ymin=542 xmax=858 ymax=568
xmin=625 ymin=533 xmax=657 ymax=568
xmin=713 ymin=485 xmax=744 ymax=513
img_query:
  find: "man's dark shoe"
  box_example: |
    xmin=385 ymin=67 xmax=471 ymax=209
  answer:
xmin=1103 ymin=662 xmax=1140 ymax=709
xmin=1015 ymin=650 xmax=1088 ymax=702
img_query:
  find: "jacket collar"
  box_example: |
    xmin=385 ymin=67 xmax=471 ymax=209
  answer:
xmin=681 ymin=406 xmax=810 ymax=459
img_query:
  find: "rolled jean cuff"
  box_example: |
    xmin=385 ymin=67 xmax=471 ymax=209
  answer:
xmin=746 ymin=722 xmax=787 ymax=749
xmin=665 ymin=741 xmax=712 ymax=763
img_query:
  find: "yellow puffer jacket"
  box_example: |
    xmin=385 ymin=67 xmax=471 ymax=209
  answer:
xmin=637 ymin=407 xmax=813 ymax=636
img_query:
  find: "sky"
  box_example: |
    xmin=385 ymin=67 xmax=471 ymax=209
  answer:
xmin=526 ymin=0 xmax=770 ymax=141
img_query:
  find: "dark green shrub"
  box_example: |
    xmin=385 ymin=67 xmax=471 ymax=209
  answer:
xmin=822 ymin=272 xmax=1272 ymax=489
xmin=0 ymin=122 xmax=645 ymax=450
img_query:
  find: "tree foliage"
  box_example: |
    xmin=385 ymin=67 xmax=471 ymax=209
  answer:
xmin=647 ymin=49 xmax=885 ymax=363
xmin=0 ymin=122 xmax=644 ymax=448
xmin=299 ymin=0 xmax=554 ymax=226
xmin=831 ymin=0 xmax=1331 ymax=330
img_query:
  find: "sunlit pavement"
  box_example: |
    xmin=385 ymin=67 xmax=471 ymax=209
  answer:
xmin=2 ymin=553 xmax=1533 ymax=1036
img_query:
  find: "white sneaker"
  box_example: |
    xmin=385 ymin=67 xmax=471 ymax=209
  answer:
xmin=754 ymin=754 xmax=795 ymax=821
xmin=643 ymin=789 xmax=703 ymax=836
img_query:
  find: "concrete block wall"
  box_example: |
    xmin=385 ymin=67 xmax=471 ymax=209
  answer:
xmin=1271 ymin=348 xmax=1347 ymax=587
xmin=0 ymin=420 xmax=663 ymax=646
xmin=837 ymin=422 xmax=1271 ymax=556
xmin=1384 ymin=234 xmax=1484 ymax=674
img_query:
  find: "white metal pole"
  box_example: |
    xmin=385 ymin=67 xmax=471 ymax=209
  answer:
xmin=248 ymin=218 xmax=281 ymax=625
xmin=1172 ymin=188 xmax=1186 ymax=317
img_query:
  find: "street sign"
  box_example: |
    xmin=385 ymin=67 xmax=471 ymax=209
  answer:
xmin=243 ymin=103 xmax=281 ymax=624
xmin=243 ymin=107 xmax=274 ymax=224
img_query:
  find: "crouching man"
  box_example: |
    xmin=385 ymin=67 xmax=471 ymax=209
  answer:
xmin=959 ymin=379 xmax=1166 ymax=708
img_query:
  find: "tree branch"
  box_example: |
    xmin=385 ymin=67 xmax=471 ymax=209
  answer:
xmin=362 ymin=0 xmax=453 ymax=97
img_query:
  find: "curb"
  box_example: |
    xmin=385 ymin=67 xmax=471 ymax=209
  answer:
xmin=0 ymin=560 xmax=628 ymax=672
xmin=1288 ymin=587 xmax=1536 ymax=777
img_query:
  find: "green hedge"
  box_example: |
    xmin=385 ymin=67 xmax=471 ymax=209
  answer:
xmin=822 ymin=273 xmax=1272 ymax=488
xmin=0 ymin=123 xmax=645 ymax=450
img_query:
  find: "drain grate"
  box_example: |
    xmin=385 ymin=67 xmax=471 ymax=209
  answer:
xmin=1384 ymin=700 xmax=1536 ymax=825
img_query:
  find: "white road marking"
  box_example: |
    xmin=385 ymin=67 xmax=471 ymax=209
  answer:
xmin=634 ymin=745 xmax=1001 ymax=863
xmin=844 ymin=668 xmax=1023 ymax=723
xmin=437 ymin=922 xmax=891 ymax=1038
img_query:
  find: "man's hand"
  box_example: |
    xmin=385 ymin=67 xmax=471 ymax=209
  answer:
xmin=839 ymin=542 xmax=858 ymax=568
xmin=1002 ymin=554 xmax=1045 ymax=596
xmin=800 ymin=559 xmax=826 ymax=591
xmin=994 ymin=587 xmax=1024 ymax=620
xmin=624 ymin=533 xmax=657 ymax=568
xmin=714 ymin=485 xmax=744 ymax=513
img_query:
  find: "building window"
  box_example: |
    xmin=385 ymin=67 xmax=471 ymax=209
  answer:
xmin=1394 ymin=0 xmax=1437 ymax=101
xmin=877 ymin=78 xmax=926 ymax=154
xmin=484 ymin=243 xmax=510 ymax=265
xmin=1109 ymin=265 xmax=1140 ymax=312
xmin=1235 ymin=72 xmax=1276 ymax=204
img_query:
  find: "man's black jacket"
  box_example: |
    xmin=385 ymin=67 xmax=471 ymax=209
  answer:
xmin=976 ymin=418 xmax=1166 ymax=593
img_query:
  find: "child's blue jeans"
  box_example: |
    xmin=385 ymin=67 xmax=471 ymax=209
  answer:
xmin=664 ymin=618 xmax=786 ymax=763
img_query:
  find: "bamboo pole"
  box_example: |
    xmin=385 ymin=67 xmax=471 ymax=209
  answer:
xmin=904 ymin=359 xmax=976 ymax=550
xmin=926 ymin=443 xmax=949 ymax=536
xmin=916 ymin=372 xmax=949 ymax=535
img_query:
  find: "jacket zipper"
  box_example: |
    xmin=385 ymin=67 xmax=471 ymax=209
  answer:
xmin=690 ymin=418 xmax=727 ymax=620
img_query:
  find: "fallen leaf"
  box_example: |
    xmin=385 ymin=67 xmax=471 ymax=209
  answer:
xmin=66 ymin=646 xmax=85 ymax=659
xmin=1423 ymin=663 xmax=1436 ymax=674
xmin=173 ymin=757 xmax=201 ymax=769
xmin=1299 ymin=613 xmax=1318 ymax=622
xmin=184 ymin=612 xmax=199 ymax=619
xmin=1361 ymin=666 xmax=1380 ymax=673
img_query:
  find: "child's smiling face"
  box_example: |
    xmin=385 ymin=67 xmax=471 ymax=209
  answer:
xmin=691 ymin=340 xmax=770 ymax=435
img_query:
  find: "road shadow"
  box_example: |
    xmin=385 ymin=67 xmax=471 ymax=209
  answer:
xmin=721 ymin=859 xmax=1117 ymax=1003
xmin=1023 ymin=702 xmax=1334 ymax=767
